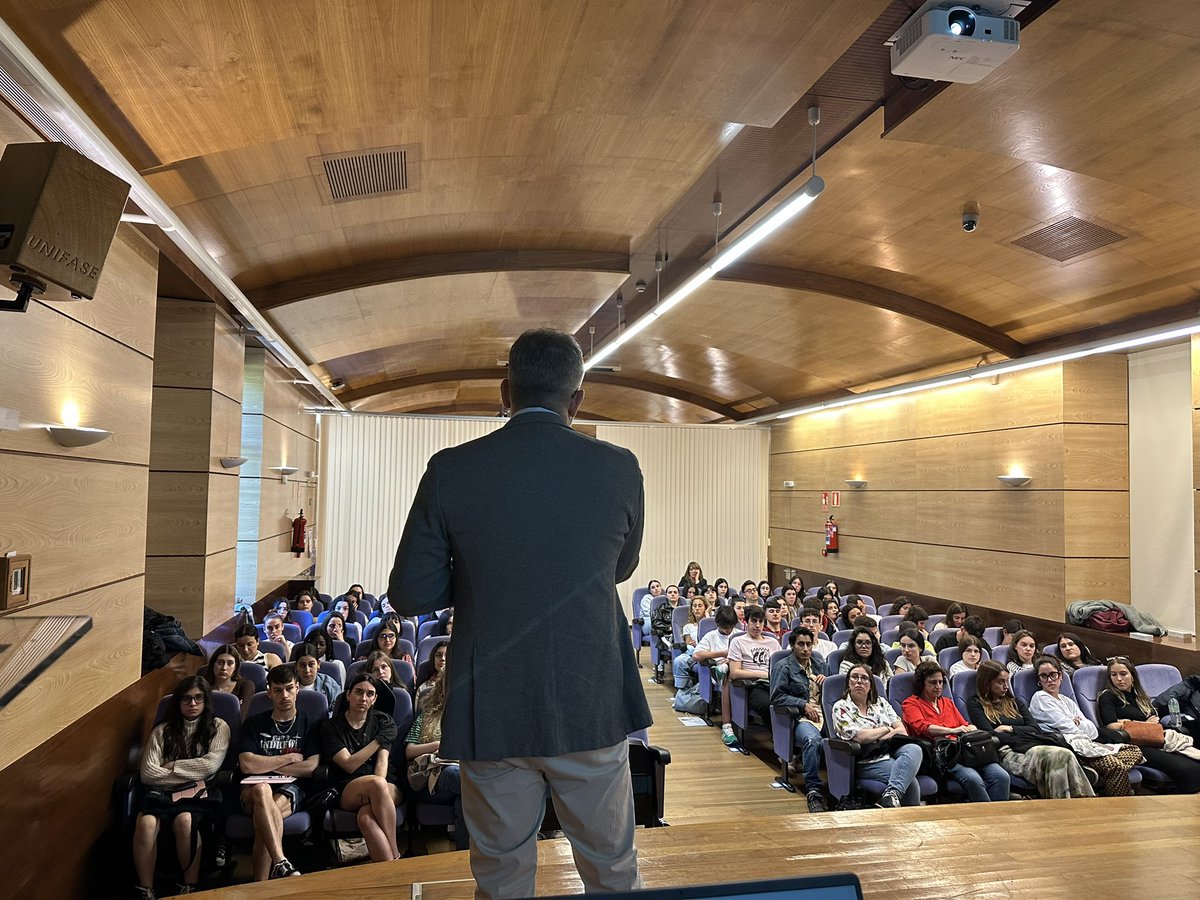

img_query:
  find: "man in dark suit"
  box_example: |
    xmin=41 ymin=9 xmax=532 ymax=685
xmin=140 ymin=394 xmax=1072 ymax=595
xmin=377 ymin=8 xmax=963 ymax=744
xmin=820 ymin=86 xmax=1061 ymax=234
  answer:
xmin=389 ymin=328 xmax=651 ymax=898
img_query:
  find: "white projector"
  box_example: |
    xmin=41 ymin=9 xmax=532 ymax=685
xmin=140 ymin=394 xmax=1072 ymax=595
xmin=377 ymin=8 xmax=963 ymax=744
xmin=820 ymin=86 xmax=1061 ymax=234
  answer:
xmin=889 ymin=4 xmax=1020 ymax=84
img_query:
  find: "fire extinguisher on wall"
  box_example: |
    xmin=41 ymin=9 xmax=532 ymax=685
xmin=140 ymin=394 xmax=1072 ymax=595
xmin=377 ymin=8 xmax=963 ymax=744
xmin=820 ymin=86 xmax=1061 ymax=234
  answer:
xmin=291 ymin=508 xmax=307 ymax=557
xmin=823 ymin=515 xmax=839 ymax=557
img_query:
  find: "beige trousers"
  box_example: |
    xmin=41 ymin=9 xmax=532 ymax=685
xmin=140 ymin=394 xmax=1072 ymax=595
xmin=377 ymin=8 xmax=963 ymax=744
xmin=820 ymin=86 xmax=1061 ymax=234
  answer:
xmin=460 ymin=740 xmax=641 ymax=899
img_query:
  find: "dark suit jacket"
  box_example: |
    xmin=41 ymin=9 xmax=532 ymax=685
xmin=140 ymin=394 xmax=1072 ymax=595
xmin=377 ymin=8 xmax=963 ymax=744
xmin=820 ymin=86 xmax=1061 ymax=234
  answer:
xmin=388 ymin=410 xmax=652 ymax=760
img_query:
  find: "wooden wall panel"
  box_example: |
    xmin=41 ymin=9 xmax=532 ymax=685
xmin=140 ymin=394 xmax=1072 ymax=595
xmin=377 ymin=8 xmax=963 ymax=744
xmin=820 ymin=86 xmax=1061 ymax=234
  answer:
xmin=149 ymin=386 xmax=215 ymax=471
xmin=0 ymin=576 xmax=143 ymax=770
xmin=1063 ymin=355 xmax=1129 ymax=424
xmin=1063 ymin=423 xmax=1130 ymax=490
xmin=146 ymin=547 xmax=238 ymax=637
xmin=152 ymin=298 xmax=226 ymax=389
xmin=0 ymin=297 xmax=153 ymax=465
xmin=146 ymin=471 xmax=209 ymax=555
xmin=211 ymin=306 xmax=246 ymax=403
xmin=0 ymin=456 xmax=149 ymax=604
xmin=207 ymin=471 xmax=241 ymax=554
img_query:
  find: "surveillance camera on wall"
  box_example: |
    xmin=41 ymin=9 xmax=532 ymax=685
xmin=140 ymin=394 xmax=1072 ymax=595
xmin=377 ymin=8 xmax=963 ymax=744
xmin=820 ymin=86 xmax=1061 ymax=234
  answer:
xmin=0 ymin=143 xmax=130 ymax=313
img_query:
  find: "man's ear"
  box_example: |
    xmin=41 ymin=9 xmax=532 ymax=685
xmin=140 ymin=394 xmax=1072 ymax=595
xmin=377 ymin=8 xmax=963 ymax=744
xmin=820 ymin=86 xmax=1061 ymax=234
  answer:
xmin=500 ymin=378 xmax=512 ymax=411
xmin=567 ymin=388 xmax=585 ymax=420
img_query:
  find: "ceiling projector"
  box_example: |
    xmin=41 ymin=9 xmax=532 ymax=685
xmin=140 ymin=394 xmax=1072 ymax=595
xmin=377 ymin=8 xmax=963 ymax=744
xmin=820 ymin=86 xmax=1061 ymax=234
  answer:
xmin=889 ymin=3 xmax=1020 ymax=84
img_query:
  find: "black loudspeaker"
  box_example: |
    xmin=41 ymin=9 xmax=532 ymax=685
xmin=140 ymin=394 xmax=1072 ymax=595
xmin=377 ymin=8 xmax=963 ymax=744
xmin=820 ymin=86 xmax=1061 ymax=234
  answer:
xmin=0 ymin=142 xmax=130 ymax=312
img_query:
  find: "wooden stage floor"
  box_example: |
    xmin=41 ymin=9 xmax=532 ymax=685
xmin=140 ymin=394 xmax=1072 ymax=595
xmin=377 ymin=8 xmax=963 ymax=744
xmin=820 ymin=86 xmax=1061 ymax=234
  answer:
xmin=199 ymin=795 xmax=1200 ymax=899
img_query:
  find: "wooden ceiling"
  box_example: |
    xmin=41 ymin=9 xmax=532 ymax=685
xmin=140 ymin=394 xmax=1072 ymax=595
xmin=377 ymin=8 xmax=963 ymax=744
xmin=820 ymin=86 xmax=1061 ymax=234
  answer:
xmin=3 ymin=0 xmax=1199 ymax=421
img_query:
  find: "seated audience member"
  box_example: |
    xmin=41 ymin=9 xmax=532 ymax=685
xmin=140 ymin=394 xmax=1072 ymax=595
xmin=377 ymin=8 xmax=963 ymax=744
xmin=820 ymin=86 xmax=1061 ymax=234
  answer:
xmin=778 ymin=586 xmax=799 ymax=619
xmin=838 ymin=603 xmax=863 ymax=632
xmin=291 ymin=642 xmax=340 ymax=707
xmin=713 ymin=578 xmax=731 ymax=605
xmin=322 ymin=611 xmax=359 ymax=656
xmin=306 ymin=630 xmax=344 ymax=684
xmin=361 ymin=622 xmax=414 ymax=666
xmin=692 ymin=605 xmax=739 ymax=739
xmin=740 ymin=580 xmax=758 ymax=602
xmin=1006 ymin=630 xmax=1039 ymax=674
xmin=823 ymin=580 xmax=840 ymax=599
xmin=201 ymin=644 xmax=256 ymax=710
xmin=263 ymin=613 xmax=294 ymax=658
xmin=234 ymin=624 xmax=283 ymax=670
xmin=852 ymin=615 xmax=880 ymax=645
xmin=376 ymin=596 xmax=396 ymax=619
xmin=679 ymin=561 xmax=708 ymax=595
xmin=968 ymin=661 xmax=1095 ymax=799
xmin=821 ymin=597 xmax=841 ymax=637
xmin=769 ymin=626 xmax=830 ymax=812
xmin=839 ymin=626 xmax=894 ymax=686
xmin=934 ymin=615 xmax=992 ymax=654
xmin=763 ymin=599 xmax=787 ymax=643
xmin=1098 ymin=657 xmax=1200 ymax=791
xmin=683 ymin=585 xmax=698 ymax=600
xmin=416 ymin=642 xmax=449 ymax=713
xmin=732 ymin=598 xmax=747 ymax=628
xmin=330 ymin=595 xmax=357 ymax=622
xmin=292 ymin=591 xmax=315 ymax=614
xmin=701 ymin=584 xmax=718 ymax=614
xmin=901 ymin=660 xmax=1009 ymax=802
xmin=320 ymin=674 xmax=401 ymax=862
xmin=1028 ymin=656 xmax=1140 ymax=797
xmin=725 ymin=606 xmax=777 ymax=744
xmin=271 ymin=598 xmax=291 ymax=622
xmin=892 ymin=627 xmax=933 ymax=675
xmin=832 ymin=664 xmax=924 ymax=808
xmin=133 ymin=676 xmax=231 ymax=898
xmin=1054 ymin=632 xmax=1101 ymax=674
xmin=672 ymin=596 xmax=709 ymax=691
xmin=651 ymin=584 xmax=681 ymax=654
xmin=345 ymin=584 xmax=366 ymax=609
xmin=406 ymin=659 xmax=468 ymax=851
xmin=932 ymin=602 xmax=968 ymax=633
xmin=891 ymin=596 xmax=913 ymax=620
xmin=948 ymin=636 xmax=985 ymax=678
xmin=798 ymin=607 xmax=837 ymax=660
xmin=237 ymin=665 xmax=320 ymax=880
xmin=366 ymin=650 xmax=404 ymax=688
xmin=756 ymin=580 xmax=772 ymax=602
xmin=789 ymin=575 xmax=805 ymax=597
xmin=640 ymin=579 xmax=663 ymax=621
xmin=1000 ymin=619 xmax=1024 ymax=646
xmin=902 ymin=606 xmax=931 ymax=641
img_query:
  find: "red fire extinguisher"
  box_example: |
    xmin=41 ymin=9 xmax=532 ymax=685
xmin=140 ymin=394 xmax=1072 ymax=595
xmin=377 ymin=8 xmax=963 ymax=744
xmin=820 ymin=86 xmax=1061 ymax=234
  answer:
xmin=291 ymin=509 xmax=307 ymax=556
xmin=823 ymin=515 xmax=839 ymax=556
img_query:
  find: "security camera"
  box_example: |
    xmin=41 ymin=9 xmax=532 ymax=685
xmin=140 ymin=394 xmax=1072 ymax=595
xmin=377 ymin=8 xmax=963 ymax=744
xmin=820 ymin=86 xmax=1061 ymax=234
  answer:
xmin=330 ymin=378 xmax=346 ymax=390
xmin=962 ymin=203 xmax=980 ymax=233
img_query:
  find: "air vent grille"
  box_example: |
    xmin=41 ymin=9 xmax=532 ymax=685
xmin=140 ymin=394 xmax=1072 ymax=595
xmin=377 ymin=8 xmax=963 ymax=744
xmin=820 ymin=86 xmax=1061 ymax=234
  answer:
xmin=310 ymin=145 xmax=420 ymax=203
xmin=1010 ymin=216 xmax=1126 ymax=262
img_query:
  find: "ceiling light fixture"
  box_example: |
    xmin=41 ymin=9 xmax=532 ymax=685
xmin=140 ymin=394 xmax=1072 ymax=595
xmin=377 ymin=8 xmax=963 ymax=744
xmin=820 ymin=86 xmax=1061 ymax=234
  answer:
xmin=119 ymin=212 xmax=175 ymax=232
xmin=743 ymin=316 xmax=1200 ymax=426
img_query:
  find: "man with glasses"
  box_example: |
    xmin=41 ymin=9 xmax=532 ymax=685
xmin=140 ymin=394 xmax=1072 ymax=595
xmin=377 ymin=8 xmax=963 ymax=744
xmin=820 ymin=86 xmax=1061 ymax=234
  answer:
xmin=799 ymin=607 xmax=836 ymax=660
xmin=770 ymin=626 xmax=831 ymax=812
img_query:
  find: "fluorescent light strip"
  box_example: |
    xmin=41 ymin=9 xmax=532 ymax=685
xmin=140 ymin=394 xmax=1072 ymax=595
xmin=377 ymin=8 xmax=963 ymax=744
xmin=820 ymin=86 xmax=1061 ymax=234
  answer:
xmin=0 ymin=23 xmax=344 ymax=411
xmin=585 ymin=175 xmax=825 ymax=371
xmin=749 ymin=317 xmax=1200 ymax=425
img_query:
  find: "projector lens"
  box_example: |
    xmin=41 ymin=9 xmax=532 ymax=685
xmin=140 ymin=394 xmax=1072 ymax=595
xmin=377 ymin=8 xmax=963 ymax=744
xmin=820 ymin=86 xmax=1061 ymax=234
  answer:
xmin=947 ymin=8 xmax=975 ymax=36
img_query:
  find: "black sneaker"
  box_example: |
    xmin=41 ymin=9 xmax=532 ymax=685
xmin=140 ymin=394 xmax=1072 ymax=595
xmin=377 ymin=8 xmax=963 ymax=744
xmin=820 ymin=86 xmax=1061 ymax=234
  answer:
xmin=269 ymin=858 xmax=301 ymax=879
xmin=806 ymin=790 xmax=827 ymax=813
xmin=874 ymin=789 xmax=902 ymax=809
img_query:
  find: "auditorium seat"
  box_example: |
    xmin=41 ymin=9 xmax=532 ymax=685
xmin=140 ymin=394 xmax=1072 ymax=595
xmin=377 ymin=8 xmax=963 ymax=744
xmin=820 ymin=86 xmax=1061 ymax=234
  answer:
xmin=239 ymin=662 xmax=267 ymax=693
xmin=288 ymin=611 xmax=314 ymax=633
xmin=416 ymin=635 xmax=450 ymax=668
xmin=879 ymin=615 xmax=904 ymax=632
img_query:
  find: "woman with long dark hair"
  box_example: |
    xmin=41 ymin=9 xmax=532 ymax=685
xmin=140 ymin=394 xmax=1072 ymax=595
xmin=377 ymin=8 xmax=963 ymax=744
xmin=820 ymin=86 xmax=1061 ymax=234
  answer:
xmin=200 ymin=644 xmax=255 ymax=711
xmin=838 ymin=626 xmax=893 ymax=685
xmin=678 ymin=561 xmax=707 ymax=595
xmin=1054 ymin=632 xmax=1101 ymax=674
xmin=133 ymin=676 xmax=230 ymax=898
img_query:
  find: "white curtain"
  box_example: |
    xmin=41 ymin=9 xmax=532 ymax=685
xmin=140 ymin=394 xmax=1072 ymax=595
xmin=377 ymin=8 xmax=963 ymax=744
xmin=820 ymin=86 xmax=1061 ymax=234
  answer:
xmin=1128 ymin=343 xmax=1194 ymax=633
xmin=318 ymin=415 xmax=503 ymax=598
xmin=596 ymin=424 xmax=770 ymax=606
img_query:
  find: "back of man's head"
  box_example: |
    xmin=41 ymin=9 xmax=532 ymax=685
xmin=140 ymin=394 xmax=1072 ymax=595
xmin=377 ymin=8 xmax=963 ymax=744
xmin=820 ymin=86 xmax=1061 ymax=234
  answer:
xmin=963 ymin=615 xmax=985 ymax=638
xmin=507 ymin=329 xmax=584 ymax=412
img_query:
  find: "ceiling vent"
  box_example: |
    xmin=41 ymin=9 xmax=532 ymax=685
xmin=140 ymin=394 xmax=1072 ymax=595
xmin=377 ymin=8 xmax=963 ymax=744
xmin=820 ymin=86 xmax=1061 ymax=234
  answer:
xmin=310 ymin=144 xmax=420 ymax=203
xmin=1010 ymin=216 xmax=1126 ymax=262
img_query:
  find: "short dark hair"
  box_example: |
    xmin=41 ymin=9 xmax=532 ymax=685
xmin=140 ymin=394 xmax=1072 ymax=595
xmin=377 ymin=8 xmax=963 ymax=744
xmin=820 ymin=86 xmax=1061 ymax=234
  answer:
xmin=911 ymin=659 xmax=946 ymax=695
xmin=906 ymin=605 xmax=928 ymax=623
xmin=714 ymin=606 xmax=738 ymax=628
xmin=507 ymin=329 xmax=584 ymax=410
xmin=764 ymin=598 xmax=781 ymax=610
xmin=788 ymin=626 xmax=815 ymax=648
xmin=745 ymin=605 xmax=766 ymax=624
xmin=857 ymin=615 xmax=877 ymax=630
xmin=267 ymin=663 xmax=298 ymax=687
xmin=962 ymin=615 xmax=985 ymax=638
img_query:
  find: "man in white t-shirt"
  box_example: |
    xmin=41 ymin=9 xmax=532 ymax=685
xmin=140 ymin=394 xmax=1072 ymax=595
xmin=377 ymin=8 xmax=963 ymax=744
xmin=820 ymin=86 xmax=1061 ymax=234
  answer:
xmin=726 ymin=606 xmax=778 ymax=745
xmin=693 ymin=606 xmax=740 ymax=742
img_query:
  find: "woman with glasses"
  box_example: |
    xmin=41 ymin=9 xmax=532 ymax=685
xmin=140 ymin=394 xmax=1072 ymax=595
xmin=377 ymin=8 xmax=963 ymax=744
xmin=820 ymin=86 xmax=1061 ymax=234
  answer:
xmin=967 ymin=661 xmax=1095 ymax=799
xmin=359 ymin=623 xmax=413 ymax=666
xmin=1029 ymin=656 xmax=1141 ymax=796
xmin=133 ymin=677 xmax=230 ymax=898
xmin=839 ymin=626 xmax=894 ymax=686
xmin=832 ymin=664 xmax=924 ymax=808
xmin=901 ymin=660 xmax=1009 ymax=802
xmin=1097 ymin=657 xmax=1200 ymax=792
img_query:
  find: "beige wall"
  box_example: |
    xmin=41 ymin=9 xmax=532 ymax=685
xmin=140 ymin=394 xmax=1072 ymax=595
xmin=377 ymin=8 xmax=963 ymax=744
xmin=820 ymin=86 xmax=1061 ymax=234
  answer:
xmin=144 ymin=298 xmax=245 ymax=635
xmin=768 ymin=357 xmax=1130 ymax=620
xmin=0 ymin=223 xmax=159 ymax=770
xmin=237 ymin=349 xmax=318 ymax=603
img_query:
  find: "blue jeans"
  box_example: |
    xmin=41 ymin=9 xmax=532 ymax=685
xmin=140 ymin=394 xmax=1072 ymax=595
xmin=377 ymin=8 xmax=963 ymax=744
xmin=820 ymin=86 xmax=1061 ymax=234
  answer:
xmin=672 ymin=651 xmax=697 ymax=689
xmin=949 ymin=762 xmax=1010 ymax=802
xmin=426 ymin=763 xmax=468 ymax=850
xmin=792 ymin=720 xmax=824 ymax=794
xmin=859 ymin=744 xmax=923 ymax=805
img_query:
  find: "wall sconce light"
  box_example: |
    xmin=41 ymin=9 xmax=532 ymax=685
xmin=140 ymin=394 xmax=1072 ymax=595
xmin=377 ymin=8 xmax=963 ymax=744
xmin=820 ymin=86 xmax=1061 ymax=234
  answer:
xmin=272 ymin=465 xmax=299 ymax=483
xmin=47 ymin=424 xmax=111 ymax=447
xmin=844 ymin=478 xmax=868 ymax=489
xmin=997 ymin=469 xmax=1032 ymax=487
xmin=219 ymin=456 xmax=248 ymax=468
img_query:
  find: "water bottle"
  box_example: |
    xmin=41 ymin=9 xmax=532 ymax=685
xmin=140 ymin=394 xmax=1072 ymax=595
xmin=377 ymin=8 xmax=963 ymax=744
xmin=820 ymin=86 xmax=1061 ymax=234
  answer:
xmin=1168 ymin=697 xmax=1181 ymax=730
